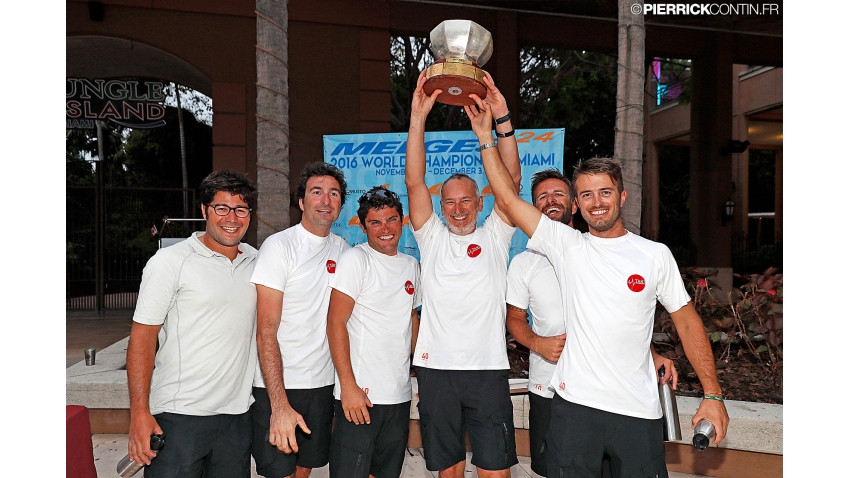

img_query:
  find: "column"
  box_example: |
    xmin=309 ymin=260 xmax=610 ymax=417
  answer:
xmin=689 ymin=33 xmax=734 ymax=267
xmin=212 ymin=82 xmax=248 ymax=172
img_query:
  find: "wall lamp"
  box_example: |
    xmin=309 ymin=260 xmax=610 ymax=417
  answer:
xmin=88 ymin=2 xmax=105 ymax=22
xmin=722 ymin=198 xmax=735 ymax=226
xmin=721 ymin=140 xmax=750 ymax=156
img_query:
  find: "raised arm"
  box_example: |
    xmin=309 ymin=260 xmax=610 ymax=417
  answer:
xmin=478 ymin=71 xmax=521 ymax=225
xmin=256 ymin=284 xmax=311 ymax=454
xmin=463 ymin=98 xmax=542 ymax=238
xmin=669 ymin=302 xmax=729 ymax=444
xmin=327 ymin=288 xmax=372 ymax=425
xmin=405 ymin=70 xmax=442 ymax=231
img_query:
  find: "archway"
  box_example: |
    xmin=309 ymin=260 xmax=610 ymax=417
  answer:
xmin=67 ymin=36 xmax=214 ymax=310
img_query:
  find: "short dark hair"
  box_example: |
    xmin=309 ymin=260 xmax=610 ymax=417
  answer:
xmin=442 ymin=173 xmax=480 ymax=198
xmin=199 ymin=170 xmax=257 ymax=210
xmin=357 ymin=186 xmax=404 ymax=224
xmin=572 ymin=158 xmax=624 ymax=194
xmin=295 ymin=162 xmax=348 ymax=207
xmin=530 ymin=168 xmax=574 ymax=205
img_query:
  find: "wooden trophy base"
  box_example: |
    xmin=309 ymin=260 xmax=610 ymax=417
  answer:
xmin=423 ymin=58 xmax=487 ymax=106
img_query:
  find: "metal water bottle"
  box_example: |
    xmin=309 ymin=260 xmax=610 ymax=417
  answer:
xmin=658 ymin=366 xmax=682 ymax=441
xmin=116 ymin=433 xmax=166 ymax=477
xmin=693 ymin=419 xmax=716 ymax=450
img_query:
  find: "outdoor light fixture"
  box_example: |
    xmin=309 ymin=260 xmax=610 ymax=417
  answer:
xmin=725 ymin=199 xmax=735 ymax=217
xmin=721 ymin=139 xmax=750 ymax=156
xmin=88 ymin=2 xmax=105 ymax=22
xmin=722 ymin=198 xmax=735 ymax=226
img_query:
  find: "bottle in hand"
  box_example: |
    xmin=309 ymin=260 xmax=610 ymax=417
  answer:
xmin=692 ymin=419 xmax=715 ymax=450
xmin=116 ymin=433 xmax=166 ymax=477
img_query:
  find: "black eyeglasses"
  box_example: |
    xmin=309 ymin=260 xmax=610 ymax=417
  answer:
xmin=208 ymin=204 xmax=252 ymax=218
xmin=364 ymin=188 xmax=397 ymax=200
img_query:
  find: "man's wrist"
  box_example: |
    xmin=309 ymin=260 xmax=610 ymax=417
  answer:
xmin=494 ymin=111 xmax=512 ymax=124
xmin=529 ymin=335 xmax=541 ymax=355
xmin=409 ymin=117 xmax=427 ymax=129
xmin=476 ymin=133 xmax=495 ymax=144
xmin=130 ymin=408 xmax=152 ymax=418
xmin=339 ymin=375 xmax=359 ymax=389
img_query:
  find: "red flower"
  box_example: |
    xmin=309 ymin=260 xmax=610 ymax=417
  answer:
xmin=696 ymin=278 xmax=708 ymax=288
xmin=766 ymin=289 xmax=776 ymax=297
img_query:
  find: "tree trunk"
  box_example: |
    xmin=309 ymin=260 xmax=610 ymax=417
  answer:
xmin=614 ymin=0 xmax=645 ymax=235
xmin=174 ymin=83 xmax=189 ymax=218
xmin=256 ymin=0 xmax=290 ymax=244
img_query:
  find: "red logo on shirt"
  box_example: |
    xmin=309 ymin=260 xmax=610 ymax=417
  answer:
xmin=559 ymin=382 xmax=566 ymax=391
xmin=404 ymin=281 xmax=415 ymax=295
xmin=535 ymin=384 xmax=543 ymax=391
xmin=362 ymin=387 xmax=369 ymax=395
xmin=421 ymin=352 xmax=429 ymax=360
xmin=627 ymin=274 xmax=646 ymax=292
xmin=467 ymin=244 xmax=482 ymax=258
xmin=326 ymin=260 xmax=337 ymax=273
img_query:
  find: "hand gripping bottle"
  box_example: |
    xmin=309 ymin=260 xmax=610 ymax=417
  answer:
xmin=116 ymin=433 xmax=166 ymax=477
xmin=658 ymin=366 xmax=682 ymax=441
xmin=693 ymin=419 xmax=716 ymax=450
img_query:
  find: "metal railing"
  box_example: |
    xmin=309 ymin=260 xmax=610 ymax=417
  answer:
xmin=66 ymin=186 xmax=198 ymax=310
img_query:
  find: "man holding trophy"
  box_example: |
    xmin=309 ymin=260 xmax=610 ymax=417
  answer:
xmin=405 ymin=20 xmax=522 ymax=478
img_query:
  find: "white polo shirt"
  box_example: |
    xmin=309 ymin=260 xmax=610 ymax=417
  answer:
xmin=411 ymin=211 xmax=515 ymax=370
xmin=250 ymin=223 xmax=350 ymax=389
xmin=133 ymin=232 xmax=258 ymax=416
xmin=527 ymin=216 xmax=691 ymax=419
xmin=329 ymin=243 xmax=421 ymax=405
xmin=505 ymin=250 xmax=565 ymax=399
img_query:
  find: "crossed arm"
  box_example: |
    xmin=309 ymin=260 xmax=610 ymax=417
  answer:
xmin=505 ymin=304 xmax=678 ymax=386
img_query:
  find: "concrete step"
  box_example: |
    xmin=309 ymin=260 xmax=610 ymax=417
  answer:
xmin=93 ymin=434 xmax=709 ymax=478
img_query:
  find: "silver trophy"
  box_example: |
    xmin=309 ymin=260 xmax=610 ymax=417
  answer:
xmin=424 ymin=20 xmax=493 ymax=106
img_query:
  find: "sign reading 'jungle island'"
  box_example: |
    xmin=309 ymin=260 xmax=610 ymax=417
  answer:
xmin=66 ymin=78 xmax=167 ymax=129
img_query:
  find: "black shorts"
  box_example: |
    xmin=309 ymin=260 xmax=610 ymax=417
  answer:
xmin=546 ymin=395 xmax=668 ymax=478
xmin=328 ymin=400 xmax=411 ymax=478
xmin=528 ymin=392 xmax=552 ymax=476
xmin=144 ymin=411 xmax=252 ymax=478
xmin=250 ymin=385 xmax=335 ymax=477
xmin=416 ymin=368 xmax=518 ymax=472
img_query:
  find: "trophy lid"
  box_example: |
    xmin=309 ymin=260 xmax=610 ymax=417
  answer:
xmin=429 ymin=20 xmax=493 ymax=67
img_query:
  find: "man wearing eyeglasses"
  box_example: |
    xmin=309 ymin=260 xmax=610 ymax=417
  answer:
xmin=127 ymin=171 xmax=259 ymax=478
xmin=404 ymin=70 xmax=522 ymax=478
xmin=250 ymin=162 xmax=350 ymax=478
xmin=325 ymin=186 xmax=421 ymax=478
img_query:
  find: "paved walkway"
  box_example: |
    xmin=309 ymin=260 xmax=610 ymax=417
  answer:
xmin=92 ymin=434 xmax=704 ymax=478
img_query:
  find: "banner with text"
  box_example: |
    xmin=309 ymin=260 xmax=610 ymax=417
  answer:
xmin=323 ymin=129 xmax=564 ymax=261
